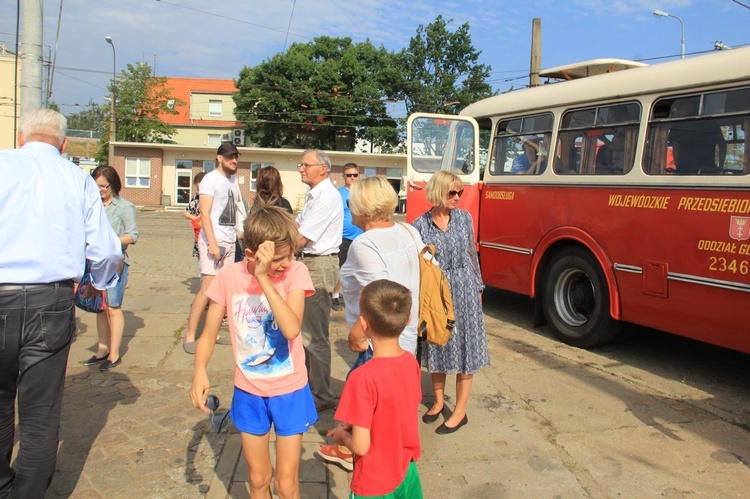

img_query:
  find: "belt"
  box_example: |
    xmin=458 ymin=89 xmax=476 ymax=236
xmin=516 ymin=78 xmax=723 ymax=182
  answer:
xmin=301 ymin=253 xmax=338 ymax=258
xmin=0 ymin=280 xmax=75 ymax=291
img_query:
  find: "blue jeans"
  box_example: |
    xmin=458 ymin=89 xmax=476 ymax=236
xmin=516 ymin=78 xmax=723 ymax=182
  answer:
xmin=0 ymin=281 xmax=75 ymax=498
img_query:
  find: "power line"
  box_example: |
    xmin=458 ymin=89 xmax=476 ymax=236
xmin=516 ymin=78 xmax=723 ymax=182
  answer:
xmin=153 ymin=0 xmax=311 ymax=41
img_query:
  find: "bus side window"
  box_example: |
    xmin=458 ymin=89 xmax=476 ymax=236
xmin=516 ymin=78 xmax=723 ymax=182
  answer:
xmin=646 ymin=87 xmax=750 ymax=176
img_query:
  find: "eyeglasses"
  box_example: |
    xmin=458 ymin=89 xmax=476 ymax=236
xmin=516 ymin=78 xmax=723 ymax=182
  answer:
xmin=448 ymin=189 xmax=464 ymax=198
xmin=345 ymin=173 xmax=359 ymax=178
xmin=98 ymin=184 xmax=110 ymax=190
xmin=204 ymin=395 xmax=230 ymax=433
xmin=297 ymin=163 xmax=324 ymax=170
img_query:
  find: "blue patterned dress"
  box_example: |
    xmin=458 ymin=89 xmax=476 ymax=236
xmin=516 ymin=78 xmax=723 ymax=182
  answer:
xmin=413 ymin=208 xmax=490 ymax=375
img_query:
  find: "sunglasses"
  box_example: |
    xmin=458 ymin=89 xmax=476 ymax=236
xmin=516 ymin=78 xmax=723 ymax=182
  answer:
xmin=448 ymin=189 xmax=464 ymax=198
xmin=345 ymin=173 xmax=359 ymax=178
xmin=205 ymin=395 xmax=230 ymax=433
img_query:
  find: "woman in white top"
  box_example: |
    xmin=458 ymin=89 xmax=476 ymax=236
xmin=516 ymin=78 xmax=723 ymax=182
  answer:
xmin=340 ymin=176 xmax=424 ymax=357
xmin=315 ymin=176 xmax=425 ymax=471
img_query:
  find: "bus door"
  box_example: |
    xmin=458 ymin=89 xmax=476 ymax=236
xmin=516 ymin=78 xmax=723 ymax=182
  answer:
xmin=406 ymin=114 xmax=481 ymax=242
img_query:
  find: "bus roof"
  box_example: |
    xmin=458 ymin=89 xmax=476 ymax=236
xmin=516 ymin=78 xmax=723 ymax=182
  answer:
xmin=539 ymin=58 xmax=648 ymax=80
xmin=462 ymin=47 xmax=750 ymax=120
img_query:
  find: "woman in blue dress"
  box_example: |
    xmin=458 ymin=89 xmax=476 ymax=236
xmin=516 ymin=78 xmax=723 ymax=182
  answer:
xmin=413 ymin=170 xmax=489 ymax=434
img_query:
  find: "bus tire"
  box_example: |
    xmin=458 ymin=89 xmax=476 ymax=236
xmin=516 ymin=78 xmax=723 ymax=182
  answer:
xmin=541 ymin=247 xmax=623 ymax=348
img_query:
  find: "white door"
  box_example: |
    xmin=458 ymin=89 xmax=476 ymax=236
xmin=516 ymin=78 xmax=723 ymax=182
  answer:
xmin=175 ymin=170 xmax=193 ymax=205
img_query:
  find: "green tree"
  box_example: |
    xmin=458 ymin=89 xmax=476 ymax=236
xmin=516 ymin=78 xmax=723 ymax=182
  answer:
xmin=395 ymin=15 xmax=493 ymax=115
xmin=66 ymin=100 xmax=105 ymax=132
xmin=96 ymin=62 xmax=181 ymax=163
xmin=234 ymin=36 xmax=399 ymax=151
xmin=48 ymin=101 xmax=60 ymax=113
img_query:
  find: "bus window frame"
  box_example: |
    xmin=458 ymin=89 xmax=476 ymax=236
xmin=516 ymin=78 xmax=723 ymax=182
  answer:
xmin=645 ymin=86 xmax=750 ymax=176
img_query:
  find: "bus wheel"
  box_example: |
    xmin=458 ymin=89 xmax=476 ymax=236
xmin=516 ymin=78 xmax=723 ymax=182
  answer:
xmin=542 ymin=247 xmax=623 ymax=348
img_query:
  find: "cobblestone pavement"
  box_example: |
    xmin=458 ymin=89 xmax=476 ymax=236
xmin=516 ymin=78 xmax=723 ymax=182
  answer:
xmin=29 ymin=209 xmax=750 ymax=498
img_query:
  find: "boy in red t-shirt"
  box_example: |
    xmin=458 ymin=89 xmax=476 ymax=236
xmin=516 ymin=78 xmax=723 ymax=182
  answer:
xmin=328 ymin=280 xmax=423 ymax=498
xmin=190 ymin=206 xmax=316 ymax=498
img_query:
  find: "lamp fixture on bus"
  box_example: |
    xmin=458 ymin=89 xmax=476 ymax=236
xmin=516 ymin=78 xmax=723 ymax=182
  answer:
xmin=653 ymin=9 xmax=685 ymax=59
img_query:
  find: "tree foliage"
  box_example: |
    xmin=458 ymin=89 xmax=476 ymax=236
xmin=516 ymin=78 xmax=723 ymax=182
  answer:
xmin=66 ymin=100 xmax=105 ymax=132
xmin=395 ymin=15 xmax=493 ymax=116
xmin=96 ymin=62 xmax=181 ymax=163
xmin=234 ymin=36 xmax=400 ymax=151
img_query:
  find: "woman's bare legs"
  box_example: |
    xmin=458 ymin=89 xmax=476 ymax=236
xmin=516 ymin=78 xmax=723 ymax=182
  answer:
xmin=425 ymin=372 xmax=447 ymax=416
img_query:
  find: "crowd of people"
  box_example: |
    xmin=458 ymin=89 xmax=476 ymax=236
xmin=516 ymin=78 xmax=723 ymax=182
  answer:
xmin=0 ymin=108 xmax=489 ymax=498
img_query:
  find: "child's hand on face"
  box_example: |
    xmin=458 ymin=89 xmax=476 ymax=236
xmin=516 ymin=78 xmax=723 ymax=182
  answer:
xmin=254 ymin=240 xmax=275 ymax=276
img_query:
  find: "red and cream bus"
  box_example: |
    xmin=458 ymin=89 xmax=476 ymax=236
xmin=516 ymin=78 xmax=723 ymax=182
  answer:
xmin=406 ymin=48 xmax=750 ymax=353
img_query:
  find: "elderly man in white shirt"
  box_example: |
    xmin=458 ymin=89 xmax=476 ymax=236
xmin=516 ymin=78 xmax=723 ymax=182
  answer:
xmin=295 ymin=149 xmax=343 ymax=411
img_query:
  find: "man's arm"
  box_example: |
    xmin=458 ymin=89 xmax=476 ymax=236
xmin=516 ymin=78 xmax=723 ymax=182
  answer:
xmin=200 ymin=194 xmax=220 ymax=261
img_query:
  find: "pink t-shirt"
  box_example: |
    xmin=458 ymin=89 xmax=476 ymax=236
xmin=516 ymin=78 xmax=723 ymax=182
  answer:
xmin=206 ymin=260 xmax=314 ymax=397
xmin=335 ymin=352 xmax=422 ymax=496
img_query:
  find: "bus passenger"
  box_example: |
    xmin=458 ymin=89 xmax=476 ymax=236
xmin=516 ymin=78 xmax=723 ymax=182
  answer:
xmin=511 ymin=138 xmax=546 ymax=174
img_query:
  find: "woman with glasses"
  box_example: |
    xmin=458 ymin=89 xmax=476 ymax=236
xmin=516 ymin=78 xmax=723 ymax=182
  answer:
xmin=84 ymin=165 xmax=138 ymax=371
xmin=412 ymin=170 xmax=488 ymax=434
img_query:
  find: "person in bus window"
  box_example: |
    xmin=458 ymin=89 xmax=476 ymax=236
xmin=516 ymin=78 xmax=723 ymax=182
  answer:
xmin=511 ymin=138 xmax=546 ymax=174
xmin=667 ymin=100 xmax=726 ymax=174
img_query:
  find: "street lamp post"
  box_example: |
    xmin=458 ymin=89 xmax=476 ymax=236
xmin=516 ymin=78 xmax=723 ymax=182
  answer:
xmin=105 ymin=36 xmax=117 ymax=161
xmin=653 ymin=9 xmax=685 ymax=59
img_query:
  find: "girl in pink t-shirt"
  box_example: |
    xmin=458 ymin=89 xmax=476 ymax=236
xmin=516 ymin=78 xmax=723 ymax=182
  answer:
xmin=191 ymin=207 xmax=315 ymax=498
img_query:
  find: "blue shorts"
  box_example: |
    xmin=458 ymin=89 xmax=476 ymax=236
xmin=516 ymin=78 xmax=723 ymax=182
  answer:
xmin=230 ymin=384 xmax=318 ymax=436
xmin=105 ymin=263 xmax=129 ymax=308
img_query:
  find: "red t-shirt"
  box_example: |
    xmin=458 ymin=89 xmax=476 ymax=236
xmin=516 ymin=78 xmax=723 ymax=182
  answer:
xmin=206 ymin=260 xmax=314 ymax=397
xmin=335 ymin=352 xmax=422 ymax=496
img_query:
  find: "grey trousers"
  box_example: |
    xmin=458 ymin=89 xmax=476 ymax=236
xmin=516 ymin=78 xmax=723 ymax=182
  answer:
xmin=299 ymin=255 xmax=339 ymax=407
xmin=0 ymin=282 xmax=75 ymax=499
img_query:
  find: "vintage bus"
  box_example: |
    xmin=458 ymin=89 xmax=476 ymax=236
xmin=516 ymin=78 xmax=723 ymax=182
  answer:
xmin=406 ymin=47 xmax=750 ymax=353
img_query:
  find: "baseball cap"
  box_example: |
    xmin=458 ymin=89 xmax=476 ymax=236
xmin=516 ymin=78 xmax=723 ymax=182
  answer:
xmin=217 ymin=142 xmax=240 ymax=157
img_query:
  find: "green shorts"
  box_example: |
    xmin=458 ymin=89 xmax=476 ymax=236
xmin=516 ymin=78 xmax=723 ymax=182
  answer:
xmin=350 ymin=461 xmax=423 ymax=499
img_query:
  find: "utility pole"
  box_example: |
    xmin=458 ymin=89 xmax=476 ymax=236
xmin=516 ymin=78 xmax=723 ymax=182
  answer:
xmin=20 ymin=0 xmax=44 ymax=113
xmin=529 ymin=18 xmax=542 ymax=87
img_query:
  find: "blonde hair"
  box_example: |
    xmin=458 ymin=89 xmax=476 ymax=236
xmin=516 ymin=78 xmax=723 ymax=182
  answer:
xmin=426 ymin=170 xmax=463 ymax=208
xmin=243 ymin=206 xmax=300 ymax=253
xmin=348 ymin=176 xmax=397 ymax=221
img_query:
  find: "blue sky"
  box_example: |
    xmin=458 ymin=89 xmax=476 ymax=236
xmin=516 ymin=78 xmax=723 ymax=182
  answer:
xmin=1 ymin=0 xmax=748 ymax=117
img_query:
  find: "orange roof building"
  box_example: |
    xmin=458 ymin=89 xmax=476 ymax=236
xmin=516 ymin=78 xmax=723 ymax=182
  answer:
xmin=160 ymin=77 xmax=244 ymax=147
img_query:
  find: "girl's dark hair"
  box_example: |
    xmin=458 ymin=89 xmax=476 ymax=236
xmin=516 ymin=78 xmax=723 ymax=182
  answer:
xmin=193 ymin=172 xmax=206 ymax=184
xmin=91 ymin=165 xmax=122 ymax=195
xmin=255 ymin=166 xmax=284 ymax=206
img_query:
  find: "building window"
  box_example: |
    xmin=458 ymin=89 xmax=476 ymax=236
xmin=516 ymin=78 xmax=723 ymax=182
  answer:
xmin=209 ymin=100 xmax=222 ymax=117
xmin=364 ymin=167 xmax=377 ymax=177
xmin=203 ymin=160 xmax=216 ymax=173
xmin=207 ymin=134 xmax=221 ymax=147
xmin=125 ymin=157 xmax=151 ymax=187
xmin=176 ymin=159 xmax=192 ymax=169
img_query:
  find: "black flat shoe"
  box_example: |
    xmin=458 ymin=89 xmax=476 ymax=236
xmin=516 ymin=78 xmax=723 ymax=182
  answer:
xmin=99 ymin=358 xmax=121 ymax=371
xmin=83 ymin=354 xmax=108 ymax=366
xmin=435 ymin=415 xmax=468 ymax=434
xmin=422 ymin=407 xmax=444 ymax=424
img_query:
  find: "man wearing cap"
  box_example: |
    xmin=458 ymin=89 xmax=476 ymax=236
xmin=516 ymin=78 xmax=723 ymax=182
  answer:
xmin=183 ymin=142 xmax=241 ymax=353
xmin=0 ymin=108 xmax=122 ymax=497
xmin=295 ymin=149 xmax=344 ymax=410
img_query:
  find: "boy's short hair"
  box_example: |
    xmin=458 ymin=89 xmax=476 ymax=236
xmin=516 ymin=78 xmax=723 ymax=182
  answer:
xmin=243 ymin=206 xmax=300 ymax=253
xmin=359 ymin=279 xmax=411 ymax=338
